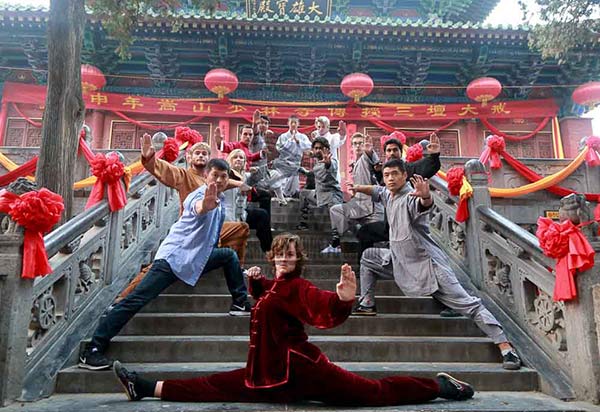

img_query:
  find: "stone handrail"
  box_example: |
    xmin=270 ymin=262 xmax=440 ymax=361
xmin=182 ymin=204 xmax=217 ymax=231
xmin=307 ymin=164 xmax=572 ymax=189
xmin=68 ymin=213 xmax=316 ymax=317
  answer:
xmin=0 ymin=162 xmax=182 ymax=405
xmin=428 ymin=160 xmax=600 ymax=403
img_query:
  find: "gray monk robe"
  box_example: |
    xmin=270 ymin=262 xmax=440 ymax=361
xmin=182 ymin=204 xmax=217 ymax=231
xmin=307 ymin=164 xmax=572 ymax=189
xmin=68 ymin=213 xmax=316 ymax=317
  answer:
xmin=329 ymin=150 xmax=383 ymax=236
xmin=361 ymin=184 xmax=507 ymax=344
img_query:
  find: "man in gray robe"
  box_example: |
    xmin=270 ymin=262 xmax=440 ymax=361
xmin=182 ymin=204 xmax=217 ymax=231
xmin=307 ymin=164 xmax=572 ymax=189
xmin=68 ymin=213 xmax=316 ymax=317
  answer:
xmin=349 ymin=159 xmax=522 ymax=371
xmin=321 ymin=133 xmax=383 ymax=254
xmin=297 ymin=137 xmax=343 ymax=230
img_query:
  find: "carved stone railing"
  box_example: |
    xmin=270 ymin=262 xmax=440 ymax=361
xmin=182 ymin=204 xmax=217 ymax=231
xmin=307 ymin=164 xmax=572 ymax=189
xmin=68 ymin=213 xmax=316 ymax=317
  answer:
xmin=429 ymin=160 xmax=600 ymax=403
xmin=0 ymin=163 xmax=181 ymax=405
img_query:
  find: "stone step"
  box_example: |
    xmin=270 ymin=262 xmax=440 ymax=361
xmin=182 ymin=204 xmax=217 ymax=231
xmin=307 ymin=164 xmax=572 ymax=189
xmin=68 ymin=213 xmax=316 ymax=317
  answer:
xmin=166 ymin=278 xmax=401 ymax=295
xmin=121 ymin=313 xmax=485 ymax=337
xmin=56 ymin=362 xmax=538 ymax=394
xmin=6 ymin=392 xmax=588 ymax=412
xmin=219 ymin=263 xmax=360 ymax=279
xmin=141 ymin=295 xmax=444 ymax=314
xmin=88 ymin=336 xmax=503 ymax=363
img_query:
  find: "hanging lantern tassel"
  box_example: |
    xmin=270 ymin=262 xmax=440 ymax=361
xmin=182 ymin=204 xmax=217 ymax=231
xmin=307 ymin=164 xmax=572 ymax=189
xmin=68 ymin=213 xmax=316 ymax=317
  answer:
xmin=466 ymin=77 xmax=502 ymax=107
xmin=340 ymin=73 xmax=374 ymax=103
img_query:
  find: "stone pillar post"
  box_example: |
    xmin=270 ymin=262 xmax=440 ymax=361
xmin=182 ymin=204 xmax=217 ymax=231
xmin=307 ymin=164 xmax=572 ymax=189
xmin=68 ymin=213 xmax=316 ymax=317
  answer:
xmin=463 ymin=159 xmax=491 ymax=288
xmin=558 ymin=194 xmax=600 ymax=403
xmin=0 ymin=231 xmax=32 ymax=406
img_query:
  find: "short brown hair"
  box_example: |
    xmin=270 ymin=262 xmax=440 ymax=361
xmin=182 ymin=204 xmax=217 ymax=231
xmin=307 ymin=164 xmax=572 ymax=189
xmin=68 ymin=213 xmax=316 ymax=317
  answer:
xmin=187 ymin=142 xmax=211 ymax=155
xmin=266 ymin=233 xmax=307 ymax=278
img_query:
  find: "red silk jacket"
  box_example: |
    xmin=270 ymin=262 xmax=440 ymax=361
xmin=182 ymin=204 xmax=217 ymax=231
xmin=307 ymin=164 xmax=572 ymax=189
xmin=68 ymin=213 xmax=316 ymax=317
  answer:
xmin=245 ymin=273 xmax=353 ymax=388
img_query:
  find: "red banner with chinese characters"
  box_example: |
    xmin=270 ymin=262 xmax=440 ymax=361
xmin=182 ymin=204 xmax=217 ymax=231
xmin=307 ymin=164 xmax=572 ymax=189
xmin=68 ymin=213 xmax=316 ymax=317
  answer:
xmin=1 ymin=82 xmax=558 ymax=121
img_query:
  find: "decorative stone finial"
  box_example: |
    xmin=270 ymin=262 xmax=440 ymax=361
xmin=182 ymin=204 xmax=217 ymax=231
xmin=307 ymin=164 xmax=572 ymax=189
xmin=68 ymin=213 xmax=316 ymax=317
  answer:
xmin=151 ymin=132 xmax=168 ymax=151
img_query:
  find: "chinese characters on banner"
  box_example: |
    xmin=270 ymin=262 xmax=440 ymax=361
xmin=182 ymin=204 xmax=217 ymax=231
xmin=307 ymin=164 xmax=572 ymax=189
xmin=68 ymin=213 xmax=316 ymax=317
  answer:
xmin=247 ymin=0 xmax=331 ymax=18
xmin=2 ymin=82 xmax=559 ymax=121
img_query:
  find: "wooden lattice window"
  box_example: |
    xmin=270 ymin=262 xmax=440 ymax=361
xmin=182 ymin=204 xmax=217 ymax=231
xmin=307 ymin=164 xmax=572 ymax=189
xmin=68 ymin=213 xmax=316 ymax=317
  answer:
xmin=109 ymin=121 xmax=211 ymax=150
xmin=4 ymin=118 xmax=42 ymax=147
xmin=364 ymin=127 xmax=460 ymax=157
xmin=483 ymin=130 xmax=554 ymax=158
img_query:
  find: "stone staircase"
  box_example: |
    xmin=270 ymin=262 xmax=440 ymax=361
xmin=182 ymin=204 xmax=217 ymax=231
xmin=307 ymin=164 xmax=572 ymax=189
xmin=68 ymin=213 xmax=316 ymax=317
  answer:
xmin=4 ymin=200 xmax=593 ymax=411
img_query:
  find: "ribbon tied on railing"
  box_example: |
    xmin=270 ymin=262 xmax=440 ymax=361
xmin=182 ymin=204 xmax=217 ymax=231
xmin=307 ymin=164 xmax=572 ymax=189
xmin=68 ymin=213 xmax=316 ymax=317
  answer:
xmin=584 ymin=136 xmax=600 ymax=167
xmin=445 ymin=166 xmax=472 ymax=223
xmin=479 ymin=135 xmax=506 ymax=169
xmin=406 ymin=143 xmax=424 ymax=162
xmin=0 ymin=188 xmax=64 ymax=278
xmin=536 ymin=217 xmax=596 ymax=302
xmin=174 ymin=126 xmax=203 ymax=147
xmin=160 ymin=137 xmax=180 ymax=162
xmin=85 ymin=152 xmax=129 ymax=212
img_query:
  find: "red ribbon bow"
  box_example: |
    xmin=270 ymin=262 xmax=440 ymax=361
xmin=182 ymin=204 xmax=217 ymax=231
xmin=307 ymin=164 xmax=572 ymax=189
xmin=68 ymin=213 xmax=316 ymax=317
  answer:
xmin=174 ymin=126 xmax=203 ymax=146
xmin=86 ymin=152 xmax=127 ymax=212
xmin=406 ymin=143 xmax=424 ymax=162
xmin=536 ymin=217 xmax=596 ymax=302
xmin=159 ymin=137 xmax=180 ymax=162
xmin=0 ymin=188 xmax=64 ymax=278
xmin=585 ymin=136 xmax=600 ymax=167
xmin=479 ymin=135 xmax=506 ymax=169
xmin=446 ymin=167 xmax=465 ymax=197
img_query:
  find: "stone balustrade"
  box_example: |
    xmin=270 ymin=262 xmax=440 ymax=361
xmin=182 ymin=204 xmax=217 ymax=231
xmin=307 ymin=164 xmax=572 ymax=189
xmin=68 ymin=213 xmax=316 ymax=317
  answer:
xmin=0 ymin=160 xmax=181 ymax=405
xmin=429 ymin=160 xmax=600 ymax=403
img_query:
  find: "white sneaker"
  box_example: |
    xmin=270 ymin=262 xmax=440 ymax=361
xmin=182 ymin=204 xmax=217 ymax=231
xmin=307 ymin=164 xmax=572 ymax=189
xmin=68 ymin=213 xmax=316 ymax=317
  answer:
xmin=320 ymin=245 xmax=341 ymax=254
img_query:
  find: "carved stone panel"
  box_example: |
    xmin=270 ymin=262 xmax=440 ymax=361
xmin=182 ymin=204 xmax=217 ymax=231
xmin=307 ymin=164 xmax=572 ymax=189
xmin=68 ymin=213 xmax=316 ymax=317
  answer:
xmin=120 ymin=212 xmax=139 ymax=251
xmin=27 ymin=275 xmax=68 ymax=355
xmin=141 ymin=197 xmax=157 ymax=232
xmin=526 ymin=287 xmax=567 ymax=352
xmin=484 ymin=249 xmax=514 ymax=304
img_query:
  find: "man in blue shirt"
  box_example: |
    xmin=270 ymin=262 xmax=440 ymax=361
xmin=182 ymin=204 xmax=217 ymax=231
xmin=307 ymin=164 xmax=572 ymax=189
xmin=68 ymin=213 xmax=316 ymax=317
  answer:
xmin=79 ymin=159 xmax=250 ymax=371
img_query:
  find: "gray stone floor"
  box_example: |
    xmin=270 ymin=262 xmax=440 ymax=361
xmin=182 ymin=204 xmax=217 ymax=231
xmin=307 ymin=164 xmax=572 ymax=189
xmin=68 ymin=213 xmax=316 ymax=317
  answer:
xmin=2 ymin=392 xmax=599 ymax=412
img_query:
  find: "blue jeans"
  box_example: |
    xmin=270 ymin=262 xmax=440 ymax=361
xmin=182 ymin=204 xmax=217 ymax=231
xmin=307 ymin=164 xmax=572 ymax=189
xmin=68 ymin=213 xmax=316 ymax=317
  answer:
xmin=90 ymin=248 xmax=248 ymax=352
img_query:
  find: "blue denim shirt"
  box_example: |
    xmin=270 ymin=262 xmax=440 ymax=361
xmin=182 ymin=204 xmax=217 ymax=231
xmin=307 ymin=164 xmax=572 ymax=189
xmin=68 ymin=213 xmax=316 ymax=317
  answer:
xmin=155 ymin=184 xmax=224 ymax=286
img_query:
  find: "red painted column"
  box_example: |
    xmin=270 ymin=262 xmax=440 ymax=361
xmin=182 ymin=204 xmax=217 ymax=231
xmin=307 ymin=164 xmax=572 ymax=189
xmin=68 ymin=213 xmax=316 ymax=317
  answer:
xmin=218 ymin=118 xmax=230 ymax=159
xmin=559 ymin=117 xmax=593 ymax=158
xmin=90 ymin=110 xmax=105 ymax=149
xmin=0 ymin=101 xmax=8 ymax=146
xmin=463 ymin=120 xmax=480 ymax=157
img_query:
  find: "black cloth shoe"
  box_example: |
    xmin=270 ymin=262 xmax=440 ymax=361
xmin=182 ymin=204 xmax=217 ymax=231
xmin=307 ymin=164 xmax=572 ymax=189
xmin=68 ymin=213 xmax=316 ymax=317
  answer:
xmin=351 ymin=305 xmax=377 ymax=316
xmin=440 ymin=308 xmax=461 ymax=318
xmin=296 ymin=222 xmax=309 ymax=230
xmin=502 ymin=350 xmax=522 ymax=370
xmin=78 ymin=346 xmax=113 ymax=370
xmin=113 ymin=361 xmax=144 ymax=401
xmin=229 ymin=301 xmax=252 ymax=316
xmin=436 ymin=372 xmax=474 ymax=401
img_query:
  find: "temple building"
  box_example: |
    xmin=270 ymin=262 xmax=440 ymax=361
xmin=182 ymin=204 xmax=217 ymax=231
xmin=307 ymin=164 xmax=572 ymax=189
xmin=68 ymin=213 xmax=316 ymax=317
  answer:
xmin=0 ymin=0 xmax=598 ymax=172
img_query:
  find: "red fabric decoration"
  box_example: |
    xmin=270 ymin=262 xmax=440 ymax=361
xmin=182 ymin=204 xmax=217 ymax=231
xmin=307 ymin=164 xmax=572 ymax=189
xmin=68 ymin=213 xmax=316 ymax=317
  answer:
xmin=0 ymin=156 xmax=38 ymax=186
xmin=446 ymin=167 xmax=465 ymax=197
xmin=86 ymin=153 xmax=127 ymax=212
xmin=455 ymin=198 xmax=470 ymax=223
xmin=12 ymin=103 xmax=42 ymax=128
xmin=536 ymin=217 xmax=596 ymax=301
xmin=175 ymin=126 xmax=203 ymax=146
xmin=78 ymin=135 xmax=96 ymax=164
xmin=480 ymin=117 xmax=551 ymax=141
xmin=112 ymin=111 xmax=205 ymax=131
xmin=389 ymin=131 xmax=407 ymax=145
xmin=585 ymin=136 xmax=600 ymax=167
xmin=160 ymin=138 xmax=180 ymax=162
xmin=0 ymin=188 xmax=64 ymax=278
xmin=479 ymin=135 xmax=506 ymax=169
xmin=406 ymin=143 xmax=424 ymax=162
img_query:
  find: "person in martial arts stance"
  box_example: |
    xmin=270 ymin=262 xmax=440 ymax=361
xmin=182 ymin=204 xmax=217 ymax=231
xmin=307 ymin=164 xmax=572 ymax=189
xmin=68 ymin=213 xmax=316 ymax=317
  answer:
xmin=321 ymin=132 xmax=383 ymax=254
xmin=296 ymin=137 xmax=344 ymax=231
xmin=348 ymin=159 xmax=522 ymax=370
xmin=263 ymin=115 xmax=311 ymax=205
xmin=112 ymin=233 xmax=474 ymax=405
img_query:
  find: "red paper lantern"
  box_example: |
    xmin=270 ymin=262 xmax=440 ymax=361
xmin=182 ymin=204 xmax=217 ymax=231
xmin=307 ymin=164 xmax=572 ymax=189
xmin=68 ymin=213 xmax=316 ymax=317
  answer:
xmin=572 ymin=82 xmax=600 ymax=107
xmin=81 ymin=64 xmax=106 ymax=95
xmin=204 ymin=68 xmax=239 ymax=99
xmin=340 ymin=73 xmax=374 ymax=103
xmin=466 ymin=77 xmax=502 ymax=107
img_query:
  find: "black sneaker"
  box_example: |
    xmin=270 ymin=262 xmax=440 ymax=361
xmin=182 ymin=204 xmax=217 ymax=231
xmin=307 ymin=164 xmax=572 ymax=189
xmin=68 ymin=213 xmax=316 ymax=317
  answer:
xmin=436 ymin=372 xmax=474 ymax=401
xmin=440 ymin=308 xmax=461 ymax=318
xmin=502 ymin=350 xmax=522 ymax=370
xmin=113 ymin=361 xmax=143 ymax=401
xmin=78 ymin=346 xmax=113 ymax=370
xmin=352 ymin=305 xmax=377 ymax=316
xmin=229 ymin=301 xmax=252 ymax=316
